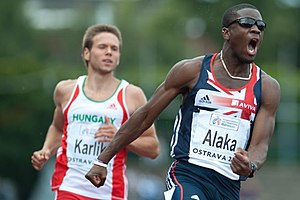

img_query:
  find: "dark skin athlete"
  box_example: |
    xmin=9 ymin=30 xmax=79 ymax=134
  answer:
xmin=86 ymin=7 xmax=280 ymax=188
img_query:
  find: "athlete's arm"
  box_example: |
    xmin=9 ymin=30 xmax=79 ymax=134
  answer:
xmin=231 ymin=74 xmax=280 ymax=177
xmin=125 ymin=84 xmax=160 ymax=159
xmin=85 ymin=56 xmax=203 ymax=187
xmin=31 ymin=80 xmax=75 ymax=171
xmin=92 ymin=84 xmax=160 ymax=159
xmin=100 ymin=57 xmax=203 ymax=163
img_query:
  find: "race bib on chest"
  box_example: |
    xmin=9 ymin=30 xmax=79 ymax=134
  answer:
xmin=189 ymin=111 xmax=250 ymax=164
xmin=66 ymin=123 xmax=109 ymax=167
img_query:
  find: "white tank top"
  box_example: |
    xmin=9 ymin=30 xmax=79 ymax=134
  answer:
xmin=51 ymin=75 xmax=130 ymax=199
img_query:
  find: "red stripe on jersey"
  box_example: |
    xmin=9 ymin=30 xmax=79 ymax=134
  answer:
xmin=223 ymin=110 xmax=238 ymax=115
xmin=118 ymin=88 xmax=128 ymax=124
xmin=209 ymin=53 xmax=234 ymax=95
xmin=241 ymin=64 xmax=258 ymax=120
xmin=208 ymin=53 xmax=259 ymax=120
xmin=111 ymin=149 xmax=127 ymax=199
xmin=111 ymin=88 xmax=129 ymax=198
xmin=51 ymin=85 xmax=80 ymax=190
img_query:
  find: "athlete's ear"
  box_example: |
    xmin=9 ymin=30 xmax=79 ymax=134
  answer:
xmin=83 ymin=47 xmax=90 ymax=61
xmin=222 ymin=27 xmax=230 ymax=40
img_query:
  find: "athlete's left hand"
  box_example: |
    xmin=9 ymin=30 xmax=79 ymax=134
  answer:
xmin=230 ymin=147 xmax=252 ymax=177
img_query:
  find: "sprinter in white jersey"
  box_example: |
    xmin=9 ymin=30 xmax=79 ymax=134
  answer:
xmin=31 ymin=24 xmax=159 ymax=200
xmin=86 ymin=4 xmax=280 ymax=200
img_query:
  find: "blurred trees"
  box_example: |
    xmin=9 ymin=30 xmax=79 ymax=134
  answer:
xmin=0 ymin=0 xmax=299 ymax=199
xmin=0 ymin=0 xmax=49 ymax=199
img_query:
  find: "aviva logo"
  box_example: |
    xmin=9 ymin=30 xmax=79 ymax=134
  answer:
xmin=231 ymin=99 xmax=256 ymax=112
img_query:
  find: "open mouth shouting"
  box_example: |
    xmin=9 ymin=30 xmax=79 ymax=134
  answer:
xmin=247 ymin=38 xmax=259 ymax=56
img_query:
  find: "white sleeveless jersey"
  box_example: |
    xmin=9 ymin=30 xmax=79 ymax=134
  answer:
xmin=51 ymin=75 xmax=130 ymax=199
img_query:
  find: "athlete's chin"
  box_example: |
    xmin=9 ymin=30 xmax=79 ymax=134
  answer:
xmin=97 ymin=67 xmax=115 ymax=74
xmin=242 ymin=55 xmax=256 ymax=64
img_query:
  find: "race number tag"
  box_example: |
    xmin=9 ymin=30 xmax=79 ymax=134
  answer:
xmin=189 ymin=111 xmax=250 ymax=164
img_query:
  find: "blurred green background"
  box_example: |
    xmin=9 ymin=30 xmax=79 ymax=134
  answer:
xmin=0 ymin=0 xmax=299 ymax=199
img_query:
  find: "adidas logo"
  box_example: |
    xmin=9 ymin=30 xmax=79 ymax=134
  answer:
xmin=199 ymin=95 xmax=212 ymax=104
xmin=107 ymin=103 xmax=117 ymax=110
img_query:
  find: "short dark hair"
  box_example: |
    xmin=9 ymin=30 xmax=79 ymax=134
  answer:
xmin=222 ymin=3 xmax=258 ymax=28
xmin=82 ymin=24 xmax=122 ymax=52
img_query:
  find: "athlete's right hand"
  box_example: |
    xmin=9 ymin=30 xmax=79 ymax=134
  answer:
xmin=85 ymin=165 xmax=107 ymax=188
xmin=31 ymin=149 xmax=51 ymax=171
xmin=95 ymin=116 xmax=117 ymax=143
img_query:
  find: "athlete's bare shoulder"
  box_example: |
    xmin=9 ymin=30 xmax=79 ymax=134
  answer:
xmin=165 ymin=55 xmax=205 ymax=91
xmin=126 ymin=83 xmax=144 ymax=97
xmin=125 ymin=83 xmax=147 ymax=114
xmin=55 ymin=79 xmax=77 ymax=94
xmin=174 ymin=55 xmax=205 ymax=70
xmin=260 ymin=70 xmax=281 ymax=110
xmin=261 ymin=70 xmax=280 ymax=92
xmin=54 ymin=79 xmax=77 ymax=106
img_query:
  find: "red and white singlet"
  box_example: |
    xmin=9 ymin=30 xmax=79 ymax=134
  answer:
xmin=51 ymin=75 xmax=130 ymax=199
